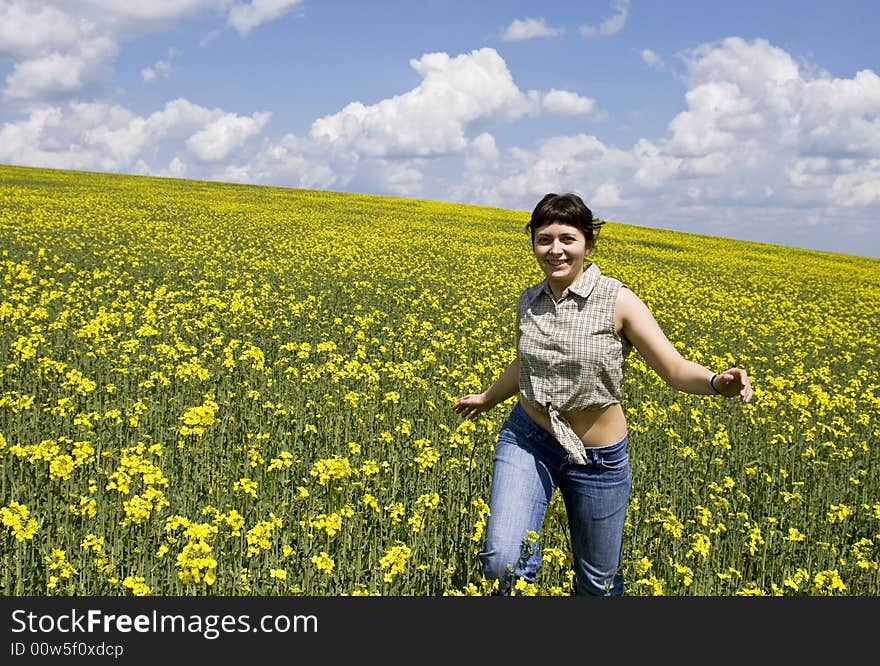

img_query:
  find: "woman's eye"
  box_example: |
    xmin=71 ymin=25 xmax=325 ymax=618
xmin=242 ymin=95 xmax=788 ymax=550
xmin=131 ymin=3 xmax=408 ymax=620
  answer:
xmin=537 ymin=236 xmax=577 ymax=244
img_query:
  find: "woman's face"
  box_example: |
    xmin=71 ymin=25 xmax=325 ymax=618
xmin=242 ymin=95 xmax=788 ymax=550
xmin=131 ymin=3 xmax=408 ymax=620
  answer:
xmin=532 ymin=221 xmax=592 ymax=285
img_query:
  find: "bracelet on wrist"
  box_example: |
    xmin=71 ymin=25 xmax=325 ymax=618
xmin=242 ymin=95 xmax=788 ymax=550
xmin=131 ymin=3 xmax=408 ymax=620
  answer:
xmin=710 ymin=373 xmax=723 ymax=395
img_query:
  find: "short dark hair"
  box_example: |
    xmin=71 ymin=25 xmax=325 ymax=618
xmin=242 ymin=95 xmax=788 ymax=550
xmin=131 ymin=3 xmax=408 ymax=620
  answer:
xmin=526 ymin=193 xmax=605 ymax=245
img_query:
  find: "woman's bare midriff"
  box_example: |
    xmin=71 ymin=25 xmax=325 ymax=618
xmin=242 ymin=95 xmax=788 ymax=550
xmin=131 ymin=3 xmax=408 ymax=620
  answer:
xmin=520 ymin=397 xmax=628 ymax=448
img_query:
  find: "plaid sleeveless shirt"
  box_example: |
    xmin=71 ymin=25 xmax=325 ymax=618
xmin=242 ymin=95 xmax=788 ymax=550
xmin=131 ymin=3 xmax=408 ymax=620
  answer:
xmin=517 ymin=261 xmax=632 ymax=464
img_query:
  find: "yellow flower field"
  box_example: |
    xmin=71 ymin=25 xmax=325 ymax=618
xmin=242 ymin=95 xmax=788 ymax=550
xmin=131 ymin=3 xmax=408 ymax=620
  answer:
xmin=1 ymin=163 xmax=878 ymax=595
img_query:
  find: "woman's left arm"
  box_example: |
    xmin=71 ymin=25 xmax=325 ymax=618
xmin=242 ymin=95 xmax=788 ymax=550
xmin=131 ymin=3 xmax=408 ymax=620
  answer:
xmin=617 ymin=287 xmax=753 ymax=403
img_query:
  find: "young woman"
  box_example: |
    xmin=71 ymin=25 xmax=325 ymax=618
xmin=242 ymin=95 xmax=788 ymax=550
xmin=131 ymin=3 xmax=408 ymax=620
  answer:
xmin=453 ymin=192 xmax=753 ymax=595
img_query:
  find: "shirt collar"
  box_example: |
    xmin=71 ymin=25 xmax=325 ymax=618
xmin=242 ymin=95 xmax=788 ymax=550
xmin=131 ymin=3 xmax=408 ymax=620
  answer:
xmin=530 ymin=262 xmax=600 ymax=303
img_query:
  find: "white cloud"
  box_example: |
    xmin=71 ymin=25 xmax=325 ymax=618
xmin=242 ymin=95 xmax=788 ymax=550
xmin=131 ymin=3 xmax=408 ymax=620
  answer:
xmin=579 ymin=0 xmax=630 ymax=38
xmin=785 ymin=157 xmax=833 ymax=189
xmin=531 ymin=89 xmax=598 ymax=116
xmin=141 ymin=68 xmax=159 ymax=84
xmin=0 ymin=1 xmax=300 ymax=102
xmin=75 ymin=1 xmax=233 ymax=29
xmin=186 ymin=110 xmax=272 ymax=161
xmin=682 ymin=151 xmax=733 ymax=176
xmin=830 ymin=167 xmax=880 ymax=206
xmin=475 ymin=134 xmax=634 ymax=205
xmin=631 ymin=138 xmax=681 ymax=188
xmin=0 ymin=2 xmax=82 ymax=58
xmin=309 ymin=48 xmax=598 ymax=158
xmin=592 ymin=182 xmax=621 ymax=207
xmin=309 ymin=48 xmax=520 ymax=156
xmin=682 ymin=36 xmax=800 ymax=92
xmin=666 ymin=81 xmax=753 ymax=156
xmin=3 ymin=36 xmax=118 ymax=101
xmin=668 ymin=38 xmax=880 ymax=167
xmin=235 ymin=132 xmax=341 ymax=190
xmin=227 ymin=0 xmax=304 ymax=36
xmin=0 ymin=98 xmax=272 ymax=172
xmin=446 ymin=37 xmax=879 ymax=256
xmin=0 ymin=1 xmax=227 ymax=61
xmin=501 ymin=18 xmax=564 ymax=42
xmin=465 ymin=132 xmax=500 ymax=173
xmin=640 ymin=49 xmax=662 ymax=67
xmin=142 ymin=48 xmax=179 ymax=83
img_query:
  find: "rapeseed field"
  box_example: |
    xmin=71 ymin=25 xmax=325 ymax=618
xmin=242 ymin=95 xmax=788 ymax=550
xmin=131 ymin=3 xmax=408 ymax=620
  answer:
xmin=1 ymin=163 xmax=878 ymax=595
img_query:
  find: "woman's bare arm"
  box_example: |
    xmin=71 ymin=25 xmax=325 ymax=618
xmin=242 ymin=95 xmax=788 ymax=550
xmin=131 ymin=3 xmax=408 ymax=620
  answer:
xmin=617 ymin=287 xmax=753 ymax=403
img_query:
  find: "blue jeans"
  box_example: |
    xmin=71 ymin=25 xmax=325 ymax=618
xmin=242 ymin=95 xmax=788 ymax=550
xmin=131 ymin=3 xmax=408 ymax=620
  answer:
xmin=479 ymin=401 xmax=631 ymax=595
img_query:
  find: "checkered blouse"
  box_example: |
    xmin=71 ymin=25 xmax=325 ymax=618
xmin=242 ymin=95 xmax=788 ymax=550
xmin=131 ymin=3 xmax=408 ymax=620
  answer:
xmin=517 ymin=261 xmax=633 ymax=463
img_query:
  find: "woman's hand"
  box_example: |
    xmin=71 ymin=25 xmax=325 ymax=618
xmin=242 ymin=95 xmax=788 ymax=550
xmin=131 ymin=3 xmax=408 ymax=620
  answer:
xmin=714 ymin=367 xmax=754 ymax=403
xmin=453 ymin=393 xmax=492 ymax=420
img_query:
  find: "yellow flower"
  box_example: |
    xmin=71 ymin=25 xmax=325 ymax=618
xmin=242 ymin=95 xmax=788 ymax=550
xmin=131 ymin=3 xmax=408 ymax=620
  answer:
xmin=0 ymin=501 xmax=40 ymax=541
xmin=413 ymin=438 xmax=440 ymax=471
xmin=217 ymin=509 xmax=245 ymax=537
xmin=736 ymin=583 xmax=766 ymax=596
xmin=780 ymin=490 xmax=803 ymax=504
xmin=310 ymin=552 xmax=335 ymax=574
xmin=687 ymin=533 xmax=711 ymax=560
xmin=850 ymin=539 xmax=878 ymax=572
xmin=363 ymin=493 xmax=380 ymax=512
xmin=513 ymin=578 xmax=538 ymax=596
xmin=783 ymin=568 xmax=810 ymax=593
xmin=122 ymin=576 xmax=151 ymax=596
xmin=635 ymin=575 xmax=665 ymax=596
xmin=542 ymin=547 xmax=571 ymax=568
xmin=379 ymin=542 xmax=411 ymax=583
xmin=416 ymin=492 xmax=440 ymax=511
xmin=826 ymin=503 xmax=852 ymax=523
xmin=81 ymin=534 xmax=105 ymax=553
xmin=62 ymin=368 xmax=96 ymax=395
xmin=68 ymin=496 xmax=97 ymax=519
xmin=784 ymin=527 xmax=806 ymax=542
xmin=179 ymin=393 xmax=219 ymax=436
xmin=175 ymin=540 xmax=217 ymax=585
xmin=650 ymin=507 xmax=684 ymax=538
xmin=44 ymin=549 xmax=77 ymax=590
xmin=470 ymin=498 xmax=490 ymax=544
xmin=309 ymin=456 xmax=353 ymax=485
xmin=49 ymin=454 xmax=75 ymax=480
xmin=233 ymin=477 xmax=258 ymax=498
xmin=744 ymin=524 xmax=765 ymax=556
xmin=812 ymin=569 xmax=847 ymax=595
xmin=268 ymin=451 xmax=294 ymax=471
xmin=670 ymin=560 xmax=694 ymax=586
xmin=385 ymin=502 xmax=405 ymax=524
xmin=245 ymin=514 xmax=283 ymax=557
xmin=121 ymin=487 xmax=169 ymax=526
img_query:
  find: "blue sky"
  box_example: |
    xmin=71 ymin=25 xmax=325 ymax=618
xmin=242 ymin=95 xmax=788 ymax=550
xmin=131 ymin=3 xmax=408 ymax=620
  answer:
xmin=1 ymin=1 xmax=879 ymax=258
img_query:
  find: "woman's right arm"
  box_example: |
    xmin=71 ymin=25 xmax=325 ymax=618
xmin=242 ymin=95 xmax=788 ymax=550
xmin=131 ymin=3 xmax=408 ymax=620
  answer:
xmin=452 ymin=308 xmax=521 ymax=420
